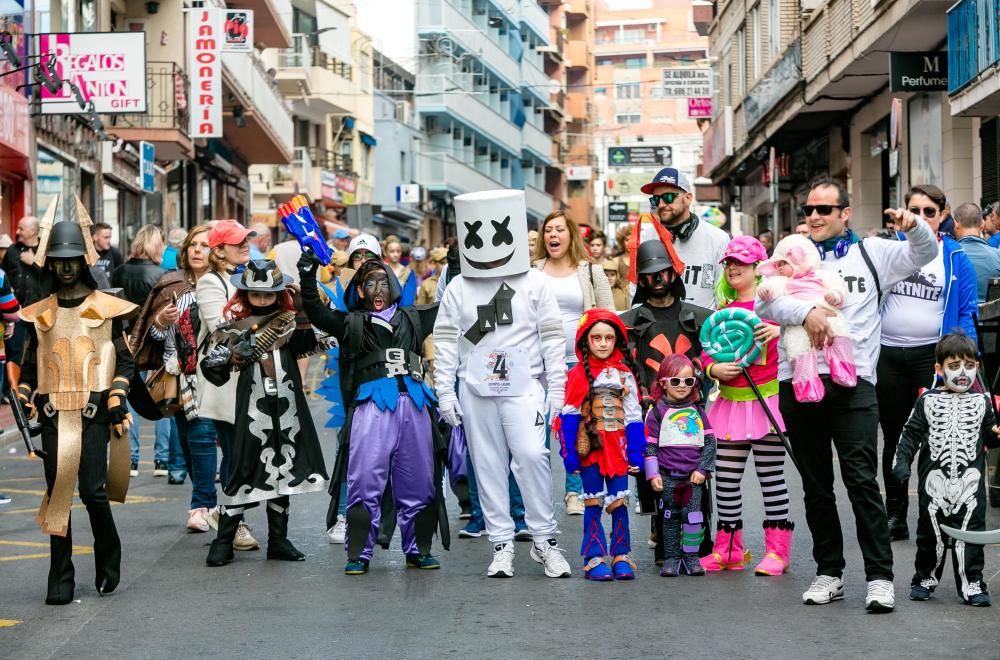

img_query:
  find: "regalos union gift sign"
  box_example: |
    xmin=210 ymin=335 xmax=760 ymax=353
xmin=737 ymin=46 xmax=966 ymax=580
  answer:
xmin=36 ymin=32 xmax=148 ymax=114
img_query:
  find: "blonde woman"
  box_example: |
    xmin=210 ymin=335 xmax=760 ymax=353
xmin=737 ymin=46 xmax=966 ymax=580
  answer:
xmin=532 ymin=210 xmax=613 ymax=514
xmin=382 ymin=235 xmax=411 ymax=285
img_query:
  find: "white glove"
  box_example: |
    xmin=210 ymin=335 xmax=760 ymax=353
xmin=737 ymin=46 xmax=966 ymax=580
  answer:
xmin=546 ymin=388 xmax=564 ymax=419
xmin=439 ymin=397 xmax=464 ymax=427
xmin=164 ymin=353 xmax=181 ymax=376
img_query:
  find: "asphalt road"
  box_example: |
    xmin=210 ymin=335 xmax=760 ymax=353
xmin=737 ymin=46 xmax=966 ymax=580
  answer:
xmin=2 ymin=396 xmax=999 ymax=659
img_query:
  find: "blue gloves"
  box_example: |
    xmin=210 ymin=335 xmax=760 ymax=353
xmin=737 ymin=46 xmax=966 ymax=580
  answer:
xmin=560 ymin=413 xmax=582 ymax=474
xmin=625 ymin=421 xmax=645 ymax=470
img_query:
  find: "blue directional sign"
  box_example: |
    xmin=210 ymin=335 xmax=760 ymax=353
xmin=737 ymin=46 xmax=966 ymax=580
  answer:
xmin=140 ymin=141 xmax=155 ymax=193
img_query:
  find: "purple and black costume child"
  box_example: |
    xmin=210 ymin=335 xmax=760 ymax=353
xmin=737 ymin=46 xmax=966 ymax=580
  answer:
xmin=298 ymin=253 xmax=447 ymax=575
xmin=644 ymin=394 xmax=717 ymax=576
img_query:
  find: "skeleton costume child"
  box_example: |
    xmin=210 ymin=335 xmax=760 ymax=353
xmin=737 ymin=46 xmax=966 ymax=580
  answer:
xmin=17 ymin=198 xmax=137 ymax=605
xmin=434 ymin=189 xmax=572 ymax=579
xmin=557 ymin=309 xmax=644 ymax=580
xmin=892 ymin=351 xmax=998 ymax=605
xmin=298 ymin=251 xmax=445 ymax=575
xmin=201 ymin=260 xmax=329 ymax=567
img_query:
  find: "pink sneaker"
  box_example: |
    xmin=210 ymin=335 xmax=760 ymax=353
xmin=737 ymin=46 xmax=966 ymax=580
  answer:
xmin=187 ymin=507 xmax=210 ymax=533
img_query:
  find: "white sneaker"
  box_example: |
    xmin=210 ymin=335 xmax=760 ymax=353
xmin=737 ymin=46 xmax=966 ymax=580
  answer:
xmin=865 ymin=579 xmax=895 ymax=613
xmin=529 ymin=539 xmax=571 ymax=578
xmin=802 ymin=575 xmax=845 ymax=605
xmin=186 ymin=507 xmax=210 ymax=533
xmin=327 ymin=517 xmax=346 ymax=544
xmin=233 ymin=521 xmax=260 ymax=551
xmin=206 ymin=506 xmax=221 ymax=531
xmin=488 ymin=543 xmax=515 ymax=578
xmin=564 ymin=493 xmax=584 ymax=516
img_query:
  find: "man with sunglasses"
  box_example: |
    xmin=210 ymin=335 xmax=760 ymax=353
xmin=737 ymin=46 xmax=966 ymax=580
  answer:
xmin=877 ymin=184 xmax=978 ymax=547
xmin=757 ymin=176 xmax=938 ymax=613
xmin=640 ymin=168 xmax=729 ymax=310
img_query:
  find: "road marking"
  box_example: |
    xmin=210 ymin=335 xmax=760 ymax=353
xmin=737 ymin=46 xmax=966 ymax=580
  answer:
xmin=1 ymin=495 xmax=172 ymax=516
xmin=0 ymin=477 xmax=44 ymax=483
xmin=0 ymin=619 xmax=22 ymax=627
xmin=1 ymin=488 xmax=46 ymax=496
xmin=0 ymin=540 xmax=93 ymax=561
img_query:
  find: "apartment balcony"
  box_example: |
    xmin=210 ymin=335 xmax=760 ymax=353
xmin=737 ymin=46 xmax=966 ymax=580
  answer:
xmin=274 ymin=34 xmax=312 ymax=97
xmin=522 ymin=121 xmax=553 ymax=164
xmin=228 ymin=0 xmax=292 ymax=49
xmin=546 ymin=88 xmax=565 ymax=117
xmin=565 ymin=91 xmax=589 ymax=120
xmin=692 ymin=0 xmax=713 ymax=37
xmin=110 ymin=62 xmax=192 ymax=161
xmin=416 ymin=74 xmax=522 ymax=154
xmin=221 ymin=52 xmax=294 ymax=165
xmin=417 ymin=0 xmax=520 ymax=86
xmin=418 ymin=152 xmax=505 ymax=194
xmin=948 ymin=0 xmax=1000 ymax=114
xmin=305 ymin=48 xmax=357 ymax=115
xmin=565 ymin=0 xmax=590 ymax=19
xmin=306 ymin=146 xmax=354 ymax=174
xmin=519 ymin=0 xmax=551 ymax=44
xmin=521 ymin=57 xmax=550 ymax=104
xmin=566 ymin=40 xmax=591 ymax=70
xmin=269 ymin=146 xmax=320 ymax=201
xmin=524 ymin=183 xmax=555 ymax=219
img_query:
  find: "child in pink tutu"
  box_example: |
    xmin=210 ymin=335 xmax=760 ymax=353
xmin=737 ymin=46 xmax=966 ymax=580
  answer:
xmin=700 ymin=236 xmax=794 ymax=575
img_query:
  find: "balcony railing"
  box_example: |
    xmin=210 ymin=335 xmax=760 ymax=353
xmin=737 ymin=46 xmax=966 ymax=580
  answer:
xmin=110 ymin=62 xmax=189 ymax=132
xmin=305 ymin=146 xmax=353 ymax=174
xmin=948 ymin=0 xmax=998 ymax=94
xmin=280 ymin=34 xmax=313 ymax=68
xmin=311 ymin=47 xmax=353 ymax=81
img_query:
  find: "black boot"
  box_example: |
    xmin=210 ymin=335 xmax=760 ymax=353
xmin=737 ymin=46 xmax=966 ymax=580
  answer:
xmin=206 ymin=511 xmax=241 ymax=566
xmin=886 ymin=494 xmax=910 ymax=541
xmin=46 ymin=524 xmax=75 ymax=605
xmin=266 ymin=499 xmax=305 ymax=561
xmin=88 ymin=502 xmax=121 ymax=595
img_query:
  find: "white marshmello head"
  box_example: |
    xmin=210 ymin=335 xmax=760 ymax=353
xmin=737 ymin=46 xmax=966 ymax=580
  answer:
xmin=454 ymin=189 xmax=530 ymax=279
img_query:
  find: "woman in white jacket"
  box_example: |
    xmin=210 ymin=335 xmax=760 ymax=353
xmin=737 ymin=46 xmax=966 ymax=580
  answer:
xmin=197 ymin=220 xmax=258 ymax=550
xmin=533 ymin=211 xmax=613 ymax=515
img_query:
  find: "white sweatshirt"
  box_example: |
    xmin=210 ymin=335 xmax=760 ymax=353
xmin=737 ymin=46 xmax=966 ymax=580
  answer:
xmin=755 ymin=219 xmax=938 ymax=385
xmin=433 ymin=269 xmax=567 ymax=401
xmin=640 ymin=218 xmax=729 ymax=309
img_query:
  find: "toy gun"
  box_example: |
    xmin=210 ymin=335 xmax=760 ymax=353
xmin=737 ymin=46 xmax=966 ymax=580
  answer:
xmin=5 ymin=362 xmax=46 ymax=459
xmin=279 ymin=195 xmax=332 ymax=266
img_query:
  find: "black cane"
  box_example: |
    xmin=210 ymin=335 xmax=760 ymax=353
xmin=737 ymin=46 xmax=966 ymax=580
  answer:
xmin=740 ymin=366 xmax=797 ymax=470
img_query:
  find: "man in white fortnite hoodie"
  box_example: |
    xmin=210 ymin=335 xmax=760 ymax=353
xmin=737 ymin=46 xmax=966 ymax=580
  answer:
xmin=434 ymin=189 xmax=572 ymax=578
xmin=757 ymin=176 xmax=937 ymax=614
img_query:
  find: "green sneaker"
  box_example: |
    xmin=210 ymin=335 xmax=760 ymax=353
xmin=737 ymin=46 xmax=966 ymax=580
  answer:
xmin=344 ymin=558 xmax=370 ymax=575
xmin=405 ymin=554 xmax=441 ymax=570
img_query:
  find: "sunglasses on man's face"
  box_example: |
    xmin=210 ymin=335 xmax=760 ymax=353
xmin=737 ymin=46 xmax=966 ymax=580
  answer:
xmin=908 ymin=206 xmax=939 ymax=219
xmin=663 ymin=377 xmax=697 ymax=387
xmin=800 ymin=204 xmax=845 ymax=217
xmin=649 ymin=192 xmax=682 ymax=207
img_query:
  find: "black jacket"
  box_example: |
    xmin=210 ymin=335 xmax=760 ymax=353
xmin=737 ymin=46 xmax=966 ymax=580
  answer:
xmin=1 ymin=241 xmax=43 ymax=307
xmin=111 ymin=258 xmax=164 ymax=308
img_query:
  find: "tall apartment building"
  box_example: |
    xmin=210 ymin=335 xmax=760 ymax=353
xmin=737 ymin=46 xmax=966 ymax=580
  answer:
xmin=592 ymin=0 xmax=708 ymax=236
xmin=703 ymin=0 xmax=969 ymax=236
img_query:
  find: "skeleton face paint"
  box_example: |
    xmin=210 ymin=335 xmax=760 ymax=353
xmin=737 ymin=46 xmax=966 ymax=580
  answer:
xmin=943 ymin=360 xmax=976 ymax=393
xmin=360 ymin=270 xmax=390 ymax=312
xmin=454 ymin=189 xmax=530 ymax=278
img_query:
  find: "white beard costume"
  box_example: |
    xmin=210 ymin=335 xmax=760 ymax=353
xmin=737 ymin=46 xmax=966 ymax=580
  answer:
xmin=434 ymin=190 xmax=567 ymax=546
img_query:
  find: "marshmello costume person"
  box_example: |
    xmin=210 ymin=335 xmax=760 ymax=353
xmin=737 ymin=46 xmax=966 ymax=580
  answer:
xmin=434 ymin=190 xmax=572 ymax=578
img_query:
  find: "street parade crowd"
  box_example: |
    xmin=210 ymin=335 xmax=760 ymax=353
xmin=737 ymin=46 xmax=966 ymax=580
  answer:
xmin=5 ymin=167 xmax=1000 ymax=616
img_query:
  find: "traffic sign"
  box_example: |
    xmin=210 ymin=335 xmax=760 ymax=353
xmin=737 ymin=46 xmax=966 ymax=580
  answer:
xmin=607 ymin=145 xmax=672 ymax=167
xmin=140 ymin=141 xmax=155 ymax=193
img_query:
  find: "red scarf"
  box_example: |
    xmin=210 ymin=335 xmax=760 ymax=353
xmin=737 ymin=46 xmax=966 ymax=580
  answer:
xmin=565 ymin=347 xmax=630 ymax=409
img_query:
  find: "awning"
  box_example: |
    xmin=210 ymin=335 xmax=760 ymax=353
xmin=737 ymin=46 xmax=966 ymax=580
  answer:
xmin=360 ymin=132 xmax=377 ymax=147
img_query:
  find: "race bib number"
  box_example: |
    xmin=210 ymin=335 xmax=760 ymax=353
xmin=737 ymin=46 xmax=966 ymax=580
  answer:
xmin=466 ymin=346 xmax=530 ymax=397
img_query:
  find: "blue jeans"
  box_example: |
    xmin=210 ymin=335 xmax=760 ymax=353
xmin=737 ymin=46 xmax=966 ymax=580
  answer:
xmin=213 ymin=420 xmax=234 ymax=487
xmin=128 ymin=401 xmax=172 ymax=465
xmin=176 ymin=416 xmax=218 ymax=509
xmin=166 ymin=419 xmax=185 ymax=481
xmin=466 ymin=446 xmax=525 ymax=525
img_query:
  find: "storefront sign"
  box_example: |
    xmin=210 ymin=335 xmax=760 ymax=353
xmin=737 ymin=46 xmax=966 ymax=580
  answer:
xmin=140 ymin=141 xmax=155 ymax=193
xmin=607 ymin=145 xmax=672 ymax=167
xmin=661 ymin=68 xmax=712 ymax=98
xmin=36 ymin=32 xmax=147 ymax=114
xmin=321 ymin=170 xmax=337 ymax=200
xmin=336 ymin=174 xmax=356 ymax=205
xmin=223 ymin=10 xmax=254 ymax=53
xmin=566 ymin=165 xmax=592 ymax=180
xmin=396 ymin=184 xmax=420 ymax=203
xmin=687 ymin=97 xmax=712 ymax=118
xmin=0 ymin=83 xmax=29 ymax=157
xmin=188 ymin=9 xmax=223 ymax=138
xmin=702 ymin=105 xmax=733 ymax=176
xmin=889 ymin=52 xmax=947 ymax=92
xmin=743 ymin=40 xmax=801 ymax=130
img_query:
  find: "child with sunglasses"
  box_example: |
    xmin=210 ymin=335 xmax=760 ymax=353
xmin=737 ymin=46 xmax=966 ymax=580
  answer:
xmin=643 ymin=354 xmax=716 ymax=576
xmin=700 ymin=236 xmax=793 ymax=575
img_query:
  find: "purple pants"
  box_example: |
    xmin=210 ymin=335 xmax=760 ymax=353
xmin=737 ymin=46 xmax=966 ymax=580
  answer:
xmin=347 ymin=395 xmax=435 ymax=560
